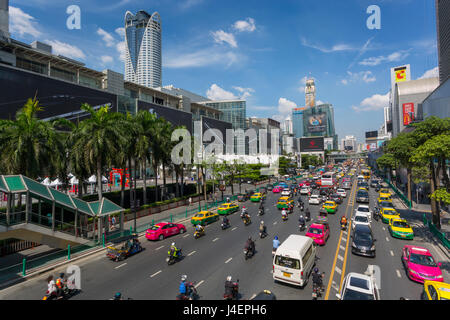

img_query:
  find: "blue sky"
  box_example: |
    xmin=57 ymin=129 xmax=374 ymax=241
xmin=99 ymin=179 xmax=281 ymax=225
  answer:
xmin=9 ymin=0 xmax=438 ymax=143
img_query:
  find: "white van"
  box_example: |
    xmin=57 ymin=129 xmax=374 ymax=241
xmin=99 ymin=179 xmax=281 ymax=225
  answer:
xmin=272 ymin=235 xmax=316 ymax=287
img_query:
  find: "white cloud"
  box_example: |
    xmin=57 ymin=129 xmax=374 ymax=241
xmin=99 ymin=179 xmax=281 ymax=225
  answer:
xmin=352 ymin=92 xmax=389 ymax=112
xmin=180 ymin=0 xmax=204 ymax=10
xmin=164 ymin=48 xmax=239 ymax=68
xmin=97 ymin=28 xmax=116 ymax=47
xmin=9 ymin=6 xmax=42 ymax=38
xmin=100 ymin=55 xmax=113 ymax=64
xmin=232 ymin=86 xmax=254 ymax=100
xmin=44 ymin=40 xmax=86 ymax=60
xmin=301 ymin=38 xmax=356 ymax=53
xmin=317 ymin=100 xmax=325 ymax=105
xmin=278 ymin=97 xmax=297 ymax=115
xmin=206 ymin=84 xmax=238 ymax=100
xmin=342 ymin=71 xmax=376 ymax=84
xmin=359 ymin=50 xmax=410 ymax=66
xmin=115 ymin=27 xmax=125 ymax=38
xmin=116 ymin=41 xmax=126 ymax=62
xmin=233 ymin=18 xmax=256 ymax=32
xmin=418 ymin=66 xmax=439 ymax=80
xmin=211 ymin=30 xmax=238 ymax=48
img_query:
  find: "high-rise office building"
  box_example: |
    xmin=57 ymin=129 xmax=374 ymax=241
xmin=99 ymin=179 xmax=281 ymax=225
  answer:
xmin=436 ymin=0 xmax=450 ymax=83
xmin=124 ymin=10 xmax=162 ymax=88
xmin=302 ymin=103 xmax=338 ymax=150
xmin=305 ymin=79 xmax=316 ymax=107
xmin=0 ymin=0 xmax=9 ymax=40
xmin=292 ymin=107 xmax=306 ymax=138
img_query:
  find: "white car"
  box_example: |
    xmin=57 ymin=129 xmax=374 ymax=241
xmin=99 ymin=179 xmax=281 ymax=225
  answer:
xmin=300 ymin=187 xmax=310 ymax=195
xmin=355 ymin=205 xmax=372 ymax=221
xmin=352 ymin=213 xmax=371 ymax=230
xmin=336 ymin=188 xmax=347 ymax=198
xmin=336 ymin=272 xmax=380 ymax=300
xmin=308 ymin=195 xmax=321 ymax=205
xmin=281 ymin=188 xmax=291 ymax=196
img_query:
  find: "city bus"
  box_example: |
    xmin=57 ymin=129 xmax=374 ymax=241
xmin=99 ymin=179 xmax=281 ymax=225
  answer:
xmin=321 ymin=172 xmax=335 ymax=187
xmin=362 ymin=169 xmax=370 ymax=180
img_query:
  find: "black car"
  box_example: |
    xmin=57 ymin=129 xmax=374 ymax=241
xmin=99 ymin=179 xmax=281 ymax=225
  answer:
xmin=267 ymin=185 xmax=273 ymax=191
xmin=351 ymin=225 xmax=376 ymax=257
xmin=319 ymin=188 xmax=328 ymax=196
xmin=358 ymin=181 xmax=369 ymax=189
xmin=370 ymin=180 xmax=380 ymax=188
xmin=330 ymin=194 xmax=343 ymax=204
xmin=310 ymin=182 xmax=318 ymax=189
xmin=247 ymin=189 xmax=255 ymax=196
xmin=237 ymin=194 xmax=248 ymax=202
xmin=356 ymin=190 xmax=369 ymax=203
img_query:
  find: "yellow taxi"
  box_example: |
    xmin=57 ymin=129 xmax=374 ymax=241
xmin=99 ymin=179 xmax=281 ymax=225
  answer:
xmin=377 ymin=195 xmax=392 ymax=203
xmin=358 ymin=187 xmax=368 ymax=192
xmin=388 ymin=217 xmax=414 ymax=240
xmin=277 ymin=196 xmax=293 ymax=209
xmin=421 ymin=280 xmax=450 ymax=300
xmin=217 ymin=203 xmax=239 ymax=215
xmin=379 ymin=188 xmax=391 ymax=198
xmin=322 ymin=201 xmax=338 ymax=214
xmin=380 ymin=207 xmax=400 ymax=224
xmin=191 ymin=210 xmax=219 ymax=226
xmin=250 ymin=192 xmax=265 ymax=202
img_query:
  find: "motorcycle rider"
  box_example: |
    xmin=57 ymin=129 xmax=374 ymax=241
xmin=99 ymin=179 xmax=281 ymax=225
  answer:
xmin=222 ymin=215 xmax=230 ymax=228
xmin=224 ymin=276 xmax=238 ymax=300
xmin=245 ymin=237 xmax=255 ymax=255
xmin=340 ymin=216 xmax=348 ymax=229
xmin=46 ymin=275 xmax=57 ymax=298
xmin=299 ymin=215 xmax=306 ymax=230
xmin=259 ymin=201 xmax=264 ymax=214
xmin=55 ymin=273 xmax=65 ymax=298
xmin=272 ymin=236 xmax=281 ymax=252
xmin=113 ymin=292 xmax=123 ymax=300
xmin=240 ymin=206 xmax=247 ymax=218
xmin=179 ymin=275 xmax=192 ymax=300
xmin=312 ymin=267 xmax=324 ymax=292
xmin=281 ymin=208 xmax=288 ymax=220
xmin=259 ymin=221 xmax=267 ymax=237
xmin=169 ymin=242 xmax=181 ymax=259
xmin=195 ymin=224 xmax=205 ymax=235
xmin=305 ymin=207 xmax=311 ymax=221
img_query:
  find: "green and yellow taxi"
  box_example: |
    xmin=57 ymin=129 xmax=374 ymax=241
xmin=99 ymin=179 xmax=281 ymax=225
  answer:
xmin=277 ymin=196 xmax=293 ymax=209
xmin=250 ymin=192 xmax=265 ymax=202
xmin=379 ymin=188 xmax=391 ymax=198
xmin=217 ymin=203 xmax=239 ymax=215
xmin=377 ymin=195 xmax=392 ymax=203
xmin=358 ymin=187 xmax=368 ymax=192
xmin=322 ymin=201 xmax=338 ymax=214
xmin=191 ymin=210 xmax=219 ymax=226
xmin=388 ymin=217 xmax=414 ymax=239
xmin=421 ymin=280 xmax=450 ymax=300
xmin=380 ymin=207 xmax=400 ymax=223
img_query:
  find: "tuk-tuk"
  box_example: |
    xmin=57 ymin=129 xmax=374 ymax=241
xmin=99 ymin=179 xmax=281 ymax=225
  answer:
xmin=106 ymin=234 xmax=143 ymax=261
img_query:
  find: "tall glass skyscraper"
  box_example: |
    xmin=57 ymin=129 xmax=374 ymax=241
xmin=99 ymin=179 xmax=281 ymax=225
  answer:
xmin=124 ymin=10 xmax=162 ymax=88
xmin=292 ymin=107 xmax=305 ymax=138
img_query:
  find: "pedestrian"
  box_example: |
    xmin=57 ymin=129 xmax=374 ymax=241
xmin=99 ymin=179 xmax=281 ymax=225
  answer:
xmin=111 ymin=216 xmax=116 ymax=230
xmin=189 ymin=197 xmax=192 ymax=206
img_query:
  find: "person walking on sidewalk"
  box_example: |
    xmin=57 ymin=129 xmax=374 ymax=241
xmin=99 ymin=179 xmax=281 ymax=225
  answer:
xmin=189 ymin=197 xmax=192 ymax=206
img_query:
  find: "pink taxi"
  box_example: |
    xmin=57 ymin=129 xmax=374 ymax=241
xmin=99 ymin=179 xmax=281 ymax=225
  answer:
xmin=145 ymin=222 xmax=186 ymax=241
xmin=401 ymin=245 xmax=443 ymax=283
xmin=305 ymin=223 xmax=330 ymax=246
xmin=272 ymin=186 xmax=282 ymax=193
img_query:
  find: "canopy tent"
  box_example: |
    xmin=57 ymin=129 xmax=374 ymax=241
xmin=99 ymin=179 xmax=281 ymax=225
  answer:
xmin=70 ymin=176 xmax=79 ymax=185
xmin=50 ymin=178 xmax=62 ymax=186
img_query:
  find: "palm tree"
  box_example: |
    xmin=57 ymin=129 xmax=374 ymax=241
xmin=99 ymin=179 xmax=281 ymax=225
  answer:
xmin=71 ymin=104 xmax=127 ymax=201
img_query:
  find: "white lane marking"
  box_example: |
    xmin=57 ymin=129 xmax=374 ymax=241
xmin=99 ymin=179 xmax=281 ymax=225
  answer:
xmin=382 ymin=227 xmax=386 ymax=231
xmin=225 ymin=257 xmax=233 ymax=264
xmin=386 ymin=237 xmax=390 ymax=242
xmin=335 ymin=267 xmax=342 ymax=274
xmin=183 ymin=234 xmax=190 ymax=238
xmin=195 ymin=280 xmax=204 ymax=288
xmin=331 ymin=281 xmax=339 ymax=292
xmin=396 ymin=270 xmax=402 ymax=278
xmin=188 ymin=251 xmax=196 ymax=256
xmin=150 ymin=270 xmax=162 ymax=278
xmin=213 ymin=238 xmax=219 ymax=242
xmin=390 ymin=250 xmax=394 ymax=256
xmin=273 ymin=221 xmax=277 ymax=225
xmin=232 ymin=227 xmax=237 ymax=231
xmin=341 ymin=237 xmax=347 ymax=242
xmin=337 ymin=254 xmax=344 ymax=261
xmin=250 ymin=293 xmax=256 ymax=299
xmin=340 ymin=245 xmax=345 ymax=251
xmin=115 ymin=263 xmax=127 ymax=269
xmin=155 ymin=245 xmax=165 ymax=250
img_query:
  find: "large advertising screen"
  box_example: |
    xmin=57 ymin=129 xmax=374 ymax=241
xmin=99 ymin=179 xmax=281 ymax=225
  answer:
xmin=0 ymin=65 xmax=117 ymax=121
xmin=365 ymin=131 xmax=378 ymax=139
xmin=402 ymin=103 xmax=415 ymax=125
xmin=202 ymin=116 xmax=232 ymax=147
xmin=305 ymin=112 xmax=327 ymax=133
xmin=300 ymin=137 xmax=324 ymax=152
xmin=138 ymin=101 xmax=193 ymax=133
xmin=390 ymin=64 xmax=411 ymax=86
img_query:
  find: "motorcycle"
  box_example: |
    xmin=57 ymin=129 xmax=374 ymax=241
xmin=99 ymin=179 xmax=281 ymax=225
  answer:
xmin=167 ymin=249 xmax=183 ymax=265
xmin=259 ymin=228 xmax=267 ymax=239
xmin=242 ymin=216 xmax=251 ymax=226
xmin=258 ymin=208 xmax=264 ymax=216
xmin=341 ymin=223 xmax=347 ymax=231
xmin=194 ymin=228 xmax=205 ymax=239
xmin=300 ymin=203 xmax=304 ymax=211
xmin=299 ymin=220 xmax=306 ymax=231
xmin=176 ymin=282 xmax=199 ymax=300
xmin=312 ymin=283 xmax=324 ymax=300
xmin=42 ymin=291 xmax=58 ymax=300
xmin=224 ymin=280 xmax=239 ymax=300
xmin=221 ymin=221 xmax=230 ymax=230
xmin=43 ymin=281 xmax=80 ymax=300
xmin=244 ymin=247 xmax=254 ymax=260
xmin=282 ymin=214 xmax=288 ymax=222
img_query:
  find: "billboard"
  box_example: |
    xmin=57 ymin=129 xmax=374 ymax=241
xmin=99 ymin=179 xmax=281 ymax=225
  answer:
xmin=365 ymin=131 xmax=378 ymax=139
xmin=300 ymin=137 xmax=324 ymax=152
xmin=402 ymin=103 xmax=415 ymax=125
xmin=138 ymin=100 xmax=193 ymax=133
xmin=390 ymin=65 xmax=411 ymax=86
xmin=305 ymin=112 xmax=327 ymax=133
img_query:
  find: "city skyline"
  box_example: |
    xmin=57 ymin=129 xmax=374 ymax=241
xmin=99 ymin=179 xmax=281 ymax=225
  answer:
xmin=5 ymin=0 xmax=440 ymax=143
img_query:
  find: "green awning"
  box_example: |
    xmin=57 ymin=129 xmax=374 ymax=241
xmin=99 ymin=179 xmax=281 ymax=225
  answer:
xmin=4 ymin=176 xmax=26 ymax=192
xmin=22 ymin=176 xmax=53 ymax=201
xmin=48 ymin=187 xmax=76 ymax=209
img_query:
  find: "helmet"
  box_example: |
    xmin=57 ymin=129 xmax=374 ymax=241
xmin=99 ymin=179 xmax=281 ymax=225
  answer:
xmin=248 ymin=236 xmax=252 ymax=241
xmin=181 ymin=275 xmax=187 ymax=281
xmin=59 ymin=273 xmax=65 ymax=278
xmin=226 ymin=276 xmax=232 ymax=281
xmin=274 ymin=236 xmax=278 ymax=240
xmin=314 ymin=267 xmax=319 ymax=273
xmin=114 ymin=292 xmax=122 ymax=299
xmin=261 ymin=221 xmax=264 ymax=225
xmin=171 ymin=242 xmax=175 ymax=246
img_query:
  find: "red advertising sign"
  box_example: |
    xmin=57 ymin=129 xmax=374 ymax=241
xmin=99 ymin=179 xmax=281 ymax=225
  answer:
xmin=402 ymin=103 xmax=415 ymax=125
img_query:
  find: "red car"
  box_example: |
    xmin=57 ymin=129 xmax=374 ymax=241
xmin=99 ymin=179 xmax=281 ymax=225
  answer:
xmin=298 ymin=181 xmax=310 ymax=187
xmin=145 ymin=222 xmax=187 ymax=241
xmin=305 ymin=223 xmax=330 ymax=246
xmin=402 ymin=245 xmax=443 ymax=283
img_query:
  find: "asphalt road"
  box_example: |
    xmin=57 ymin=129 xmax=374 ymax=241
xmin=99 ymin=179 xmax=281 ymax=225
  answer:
xmin=0 ymin=174 xmax=448 ymax=300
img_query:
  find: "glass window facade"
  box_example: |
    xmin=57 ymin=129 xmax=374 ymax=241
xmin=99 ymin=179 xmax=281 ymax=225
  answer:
xmin=292 ymin=108 xmax=304 ymax=138
xmin=50 ymin=67 xmax=76 ymax=83
xmin=16 ymin=57 xmax=47 ymax=75
xmin=204 ymin=101 xmax=246 ymax=130
xmin=79 ymin=74 xmax=101 ymax=89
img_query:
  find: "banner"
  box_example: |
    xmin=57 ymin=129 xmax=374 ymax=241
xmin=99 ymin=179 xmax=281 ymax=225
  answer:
xmin=306 ymin=113 xmax=327 ymax=133
xmin=300 ymin=137 xmax=324 ymax=152
xmin=402 ymin=103 xmax=415 ymax=125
